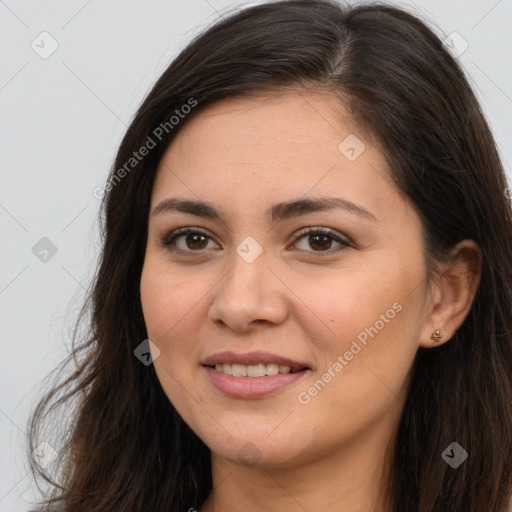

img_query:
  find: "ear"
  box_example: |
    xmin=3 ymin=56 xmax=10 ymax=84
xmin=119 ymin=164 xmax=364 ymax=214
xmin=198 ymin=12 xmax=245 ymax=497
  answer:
xmin=419 ymin=239 xmax=482 ymax=348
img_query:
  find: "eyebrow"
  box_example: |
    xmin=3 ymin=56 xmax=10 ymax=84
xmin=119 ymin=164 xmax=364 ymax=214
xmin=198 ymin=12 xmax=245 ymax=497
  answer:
xmin=152 ymin=196 xmax=378 ymax=224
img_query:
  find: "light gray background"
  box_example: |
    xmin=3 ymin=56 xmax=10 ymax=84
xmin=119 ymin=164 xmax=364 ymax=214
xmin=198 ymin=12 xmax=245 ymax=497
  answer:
xmin=1 ymin=0 xmax=511 ymax=510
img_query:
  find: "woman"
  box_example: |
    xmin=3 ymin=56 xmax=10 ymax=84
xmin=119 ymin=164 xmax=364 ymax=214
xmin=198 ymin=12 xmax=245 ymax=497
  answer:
xmin=27 ymin=1 xmax=512 ymax=511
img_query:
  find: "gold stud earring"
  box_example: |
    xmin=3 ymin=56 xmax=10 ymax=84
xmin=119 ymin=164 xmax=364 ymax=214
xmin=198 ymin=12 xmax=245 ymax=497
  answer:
xmin=431 ymin=329 xmax=443 ymax=342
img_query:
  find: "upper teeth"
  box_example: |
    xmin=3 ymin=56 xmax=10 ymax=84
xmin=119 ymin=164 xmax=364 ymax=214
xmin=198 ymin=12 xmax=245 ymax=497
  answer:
xmin=214 ymin=363 xmax=295 ymax=377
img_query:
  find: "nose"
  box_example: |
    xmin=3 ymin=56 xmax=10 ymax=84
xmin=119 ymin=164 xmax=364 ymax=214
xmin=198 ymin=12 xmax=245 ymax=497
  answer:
xmin=207 ymin=248 xmax=289 ymax=333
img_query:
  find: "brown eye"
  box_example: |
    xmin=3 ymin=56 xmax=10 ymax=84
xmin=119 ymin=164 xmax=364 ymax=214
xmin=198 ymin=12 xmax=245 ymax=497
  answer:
xmin=159 ymin=226 xmax=351 ymax=257
xmin=292 ymin=227 xmax=351 ymax=255
xmin=183 ymin=233 xmax=209 ymax=250
xmin=160 ymin=227 xmax=219 ymax=253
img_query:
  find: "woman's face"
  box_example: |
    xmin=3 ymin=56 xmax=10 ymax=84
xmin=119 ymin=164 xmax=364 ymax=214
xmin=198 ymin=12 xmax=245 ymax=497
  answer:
xmin=140 ymin=91 xmax=432 ymax=468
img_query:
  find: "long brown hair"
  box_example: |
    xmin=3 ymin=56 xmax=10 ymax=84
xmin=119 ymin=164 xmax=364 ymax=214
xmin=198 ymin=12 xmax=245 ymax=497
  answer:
xmin=27 ymin=1 xmax=512 ymax=511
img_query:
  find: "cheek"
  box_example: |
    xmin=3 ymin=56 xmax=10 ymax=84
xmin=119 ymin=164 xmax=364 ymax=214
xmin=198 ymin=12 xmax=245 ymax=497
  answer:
xmin=139 ymin=261 xmax=205 ymax=414
xmin=140 ymin=260 xmax=202 ymax=356
xmin=293 ymin=261 xmax=420 ymax=391
xmin=294 ymin=265 xmax=399 ymax=349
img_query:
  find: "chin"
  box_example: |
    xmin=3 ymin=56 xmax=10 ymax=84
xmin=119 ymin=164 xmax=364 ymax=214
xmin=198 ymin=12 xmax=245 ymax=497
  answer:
xmin=194 ymin=420 xmax=314 ymax=469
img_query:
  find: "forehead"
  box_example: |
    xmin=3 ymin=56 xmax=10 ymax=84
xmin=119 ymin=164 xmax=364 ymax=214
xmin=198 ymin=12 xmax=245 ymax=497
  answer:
xmin=150 ymin=92 xmax=403 ymax=227
xmin=167 ymin=91 xmax=363 ymax=159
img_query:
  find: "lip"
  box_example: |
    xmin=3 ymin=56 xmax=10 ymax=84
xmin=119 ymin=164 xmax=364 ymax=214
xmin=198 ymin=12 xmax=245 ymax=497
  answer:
xmin=201 ymin=351 xmax=310 ymax=371
xmin=201 ymin=351 xmax=311 ymax=399
xmin=203 ymin=366 xmax=310 ymax=399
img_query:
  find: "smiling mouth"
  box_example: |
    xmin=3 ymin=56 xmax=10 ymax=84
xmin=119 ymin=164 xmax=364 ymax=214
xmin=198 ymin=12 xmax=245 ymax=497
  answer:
xmin=208 ymin=363 xmax=308 ymax=377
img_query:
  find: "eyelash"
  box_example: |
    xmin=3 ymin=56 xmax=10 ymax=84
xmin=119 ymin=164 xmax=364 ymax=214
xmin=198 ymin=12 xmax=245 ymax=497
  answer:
xmin=158 ymin=226 xmax=352 ymax=257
